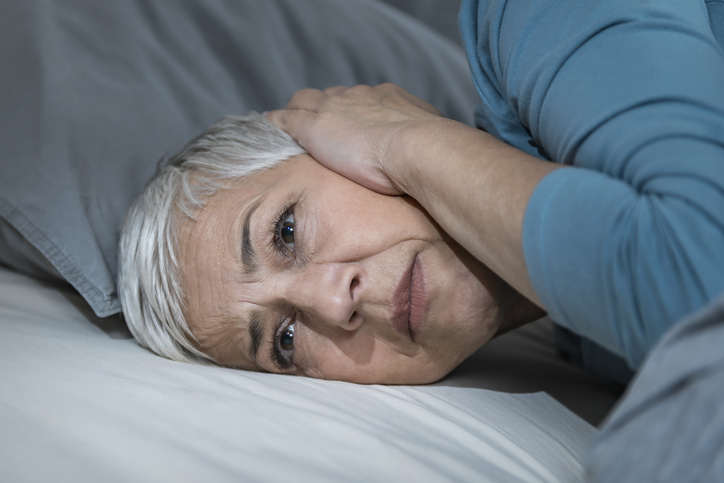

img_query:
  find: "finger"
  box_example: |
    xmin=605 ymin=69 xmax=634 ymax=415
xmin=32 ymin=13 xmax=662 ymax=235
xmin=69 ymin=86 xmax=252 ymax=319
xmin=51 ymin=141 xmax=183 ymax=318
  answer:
xmin=265 ymin=109 xmax=317 ymax=146
xmin=285 ymin=88 xmax=328 ymax=111
xmin=323 ymin=85 xmax=349 ymax=96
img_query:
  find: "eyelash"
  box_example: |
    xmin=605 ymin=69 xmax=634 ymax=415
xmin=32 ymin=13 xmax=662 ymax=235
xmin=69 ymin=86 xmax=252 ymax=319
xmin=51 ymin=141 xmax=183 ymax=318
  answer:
xmin=269 ymin=316 xmax=294 ymax=370
xmin=271 ymin=203 xmax=296 ymax=259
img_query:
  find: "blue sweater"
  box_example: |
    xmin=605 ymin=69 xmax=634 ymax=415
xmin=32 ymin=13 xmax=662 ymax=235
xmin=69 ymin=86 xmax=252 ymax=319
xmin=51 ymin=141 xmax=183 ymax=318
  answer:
xmin=459 ymin=0 xmax=724 ymax=370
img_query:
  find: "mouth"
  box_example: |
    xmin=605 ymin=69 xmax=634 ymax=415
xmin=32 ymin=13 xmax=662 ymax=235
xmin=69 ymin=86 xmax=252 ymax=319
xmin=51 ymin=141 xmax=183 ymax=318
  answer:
xmin=391 ymin=253 xmax=428 ymax=341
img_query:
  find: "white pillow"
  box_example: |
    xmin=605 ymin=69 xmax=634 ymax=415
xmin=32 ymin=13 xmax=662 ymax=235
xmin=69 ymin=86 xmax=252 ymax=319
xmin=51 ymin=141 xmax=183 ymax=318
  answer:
xmin=0 ymin=267 xmax=599 ymax=482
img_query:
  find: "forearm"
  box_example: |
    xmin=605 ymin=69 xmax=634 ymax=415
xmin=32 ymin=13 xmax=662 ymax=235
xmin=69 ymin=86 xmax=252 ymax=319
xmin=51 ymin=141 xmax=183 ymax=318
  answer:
xmin=389 ymin=117 xmax=562 ymax=306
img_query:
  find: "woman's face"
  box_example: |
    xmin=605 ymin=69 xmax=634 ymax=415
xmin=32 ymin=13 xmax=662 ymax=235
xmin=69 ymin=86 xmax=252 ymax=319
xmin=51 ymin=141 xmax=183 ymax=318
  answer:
xmin=179 ymin=154 xmax=509 ymax=384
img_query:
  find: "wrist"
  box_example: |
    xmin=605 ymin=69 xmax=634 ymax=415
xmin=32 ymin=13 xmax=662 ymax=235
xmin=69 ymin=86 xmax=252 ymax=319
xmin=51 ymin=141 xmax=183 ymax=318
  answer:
xmin=384 ymin=117 xmax=455 ymax=197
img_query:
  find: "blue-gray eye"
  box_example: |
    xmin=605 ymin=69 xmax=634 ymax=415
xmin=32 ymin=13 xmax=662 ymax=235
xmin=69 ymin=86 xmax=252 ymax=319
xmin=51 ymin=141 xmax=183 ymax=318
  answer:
xmin=280 ymin=324 xmax=294 ymax=351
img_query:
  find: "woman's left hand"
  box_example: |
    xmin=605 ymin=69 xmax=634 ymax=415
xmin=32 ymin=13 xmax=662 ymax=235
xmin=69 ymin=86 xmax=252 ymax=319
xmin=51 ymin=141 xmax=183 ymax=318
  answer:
xmin=266 ymin=83 xmax=443 ymax=195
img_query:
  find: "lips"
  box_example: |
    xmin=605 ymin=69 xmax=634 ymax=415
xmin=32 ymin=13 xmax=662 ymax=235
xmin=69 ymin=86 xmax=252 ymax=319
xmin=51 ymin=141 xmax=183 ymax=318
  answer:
xmin=408 ymin=256 xmax=427 ymax=340
xmin=391 ymin=254 xmax=427 ymax=341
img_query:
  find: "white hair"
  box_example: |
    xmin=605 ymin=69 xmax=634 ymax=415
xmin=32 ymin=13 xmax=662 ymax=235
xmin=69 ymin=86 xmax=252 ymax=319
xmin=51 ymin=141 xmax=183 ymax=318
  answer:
xmin=117 ymin=113 xmax=306 ymax=364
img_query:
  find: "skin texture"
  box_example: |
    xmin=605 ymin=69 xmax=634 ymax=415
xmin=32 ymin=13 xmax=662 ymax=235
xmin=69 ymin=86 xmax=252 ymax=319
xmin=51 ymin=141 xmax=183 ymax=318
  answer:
xmin=179 ymin=154 xmax=541 ymax=384
xmin=267 ymin=84 xmax=564 ymax=305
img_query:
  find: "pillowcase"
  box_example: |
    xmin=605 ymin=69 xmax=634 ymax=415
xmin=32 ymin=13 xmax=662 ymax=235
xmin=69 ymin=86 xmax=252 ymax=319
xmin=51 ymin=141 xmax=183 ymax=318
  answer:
xmin=0 ymin=0 xmax=477 ymax=317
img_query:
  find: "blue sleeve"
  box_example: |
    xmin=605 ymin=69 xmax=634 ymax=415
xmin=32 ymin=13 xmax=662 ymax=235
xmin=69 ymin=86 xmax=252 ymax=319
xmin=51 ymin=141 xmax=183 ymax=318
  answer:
xmin=460 ymin=0 xmax=724 ymax=368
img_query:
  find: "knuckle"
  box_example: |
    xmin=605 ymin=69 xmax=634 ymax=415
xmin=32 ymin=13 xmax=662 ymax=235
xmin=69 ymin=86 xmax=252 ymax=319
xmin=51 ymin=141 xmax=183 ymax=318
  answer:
xmin=377 ymin=82 xmax=399 ymax=92
xmin=324 ymin=85 xmax=347 ymax=94
xmin=289 ymin=88 xmax=317 ymax=103
xmin=349 ymin=84 xmax=372 ymax=93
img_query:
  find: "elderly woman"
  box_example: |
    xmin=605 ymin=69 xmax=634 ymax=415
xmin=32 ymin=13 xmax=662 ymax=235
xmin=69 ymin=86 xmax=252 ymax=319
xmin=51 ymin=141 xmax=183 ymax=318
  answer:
xmin=118 ymin=0 xmax=724 ymax=479
xmin=120 ymin=0 xmax=724 ymax=387
xmin=119 ymin=113 xmax=545 ymax=383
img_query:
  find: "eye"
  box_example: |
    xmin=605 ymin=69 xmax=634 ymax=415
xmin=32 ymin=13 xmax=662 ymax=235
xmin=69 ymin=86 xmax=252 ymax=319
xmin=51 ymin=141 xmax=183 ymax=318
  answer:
xmin=270 ymin=321 xmax=295 ymax=370
xmin=272 ymin=204 xmax=297 ymax=256
xmin=280 ymin=324 xmax=295 ymax=351
xmin=280 ymin=215 xmax=295 ymax=246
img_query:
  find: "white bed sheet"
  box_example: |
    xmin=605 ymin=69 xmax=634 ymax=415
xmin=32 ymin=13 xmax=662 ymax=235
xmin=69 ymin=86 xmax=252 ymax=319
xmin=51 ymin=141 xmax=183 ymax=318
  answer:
xmin=0 ymin=266 xmax=618 ymax=482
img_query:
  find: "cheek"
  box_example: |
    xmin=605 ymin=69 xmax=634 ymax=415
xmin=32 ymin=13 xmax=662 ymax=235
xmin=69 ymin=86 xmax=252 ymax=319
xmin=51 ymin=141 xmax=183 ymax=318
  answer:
xmin=449 ymin=268 xmax=498 ymax=330
xmin=441 ymin=238 xmax=501 ymax=322
xmin=300 ymin=330 xmax=456 ymax=384
xmin=297 ymin=326 xmax=375 ymax=380
xmin=316 ymin=198 xmax=441 ymax=259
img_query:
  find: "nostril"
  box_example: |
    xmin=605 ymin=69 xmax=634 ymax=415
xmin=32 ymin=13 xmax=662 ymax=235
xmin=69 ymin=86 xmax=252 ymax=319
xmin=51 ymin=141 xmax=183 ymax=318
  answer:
xmin=350 ymin=277 xmax=360 ymax=300
xmin=348 ymin=311 xmax=363 ymax=328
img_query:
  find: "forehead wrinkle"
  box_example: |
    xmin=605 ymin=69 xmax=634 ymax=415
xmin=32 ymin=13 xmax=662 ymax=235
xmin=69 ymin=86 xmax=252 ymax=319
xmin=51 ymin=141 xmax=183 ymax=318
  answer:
xmin=179 ymin=177 xmax=275 ymax=368
xmin=189 ymin=309 xmax=240 ymax=362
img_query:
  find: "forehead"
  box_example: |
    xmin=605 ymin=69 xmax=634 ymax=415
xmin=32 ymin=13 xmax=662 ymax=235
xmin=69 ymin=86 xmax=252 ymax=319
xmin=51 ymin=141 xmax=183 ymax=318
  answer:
xmin=177 ymin=159 xmax=292 ymax=356
xmin=177 ymin=155 xmax=331 ymax=364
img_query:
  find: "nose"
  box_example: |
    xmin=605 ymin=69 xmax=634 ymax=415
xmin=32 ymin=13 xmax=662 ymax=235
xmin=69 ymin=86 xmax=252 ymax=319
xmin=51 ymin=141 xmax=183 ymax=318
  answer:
xmin=286 ymin=263 xmax=366 ymax=331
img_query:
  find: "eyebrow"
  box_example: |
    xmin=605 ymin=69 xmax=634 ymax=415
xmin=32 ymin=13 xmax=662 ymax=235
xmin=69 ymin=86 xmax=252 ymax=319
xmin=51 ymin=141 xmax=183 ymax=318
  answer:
xmin=241 ymin=198 xmax=264 ymax=275
xmin=248 ymin=309 xmax=265 ymax=367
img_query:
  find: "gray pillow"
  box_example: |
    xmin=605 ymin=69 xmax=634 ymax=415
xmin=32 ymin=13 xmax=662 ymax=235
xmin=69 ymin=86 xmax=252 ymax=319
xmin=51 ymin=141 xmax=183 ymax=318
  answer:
xmin=381 ymin=0 xmax=464 ymax=47
xmin=0 ymin=0 xmax=477 ymax=317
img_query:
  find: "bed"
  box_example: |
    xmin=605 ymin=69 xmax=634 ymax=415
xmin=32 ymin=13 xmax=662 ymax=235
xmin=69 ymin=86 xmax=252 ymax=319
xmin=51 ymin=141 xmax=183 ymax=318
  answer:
xmin=0 ymin=1 xmax=625 ymax=481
